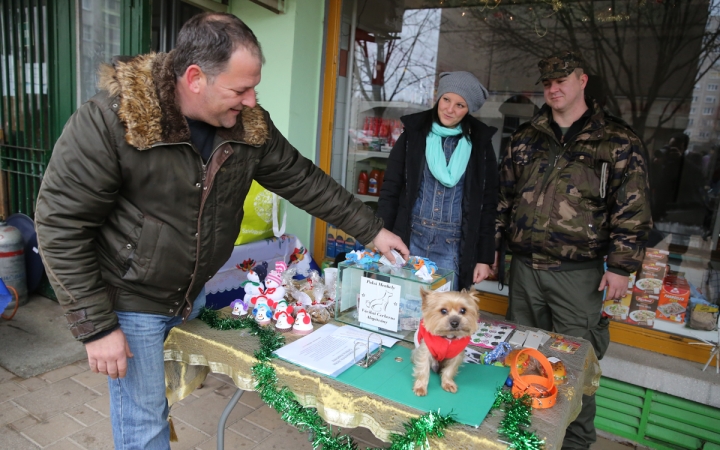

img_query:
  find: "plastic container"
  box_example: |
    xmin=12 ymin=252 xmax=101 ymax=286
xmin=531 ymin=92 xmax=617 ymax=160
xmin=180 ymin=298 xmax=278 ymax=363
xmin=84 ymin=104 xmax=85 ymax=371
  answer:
xmin=335 ymin=229 xmax=345 ymax=258
xmin=357 ymin=171 xmax=368 ymax=195
xmin=368 ymin=169 xmax=381 ymax=196
xmin=336 ymin=260 xmax=455 ymax=343
xmin=345 ymin=235 xmax=356 ymax=253
xmin=326 ymin=224 xmax=337 ymax=258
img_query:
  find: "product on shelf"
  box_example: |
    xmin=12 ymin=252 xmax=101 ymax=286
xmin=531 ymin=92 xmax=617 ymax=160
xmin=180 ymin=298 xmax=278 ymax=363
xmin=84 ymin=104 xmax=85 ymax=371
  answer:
xmin=603 ymin=247 xmax=669 ymax=328
xmin=335 ymin=229 xmax=346 ymax=257
xmin=388 ymin=119 xmax=403 ymax=147
xmin=357 ymin=170 xmax=368 ymax=195
xmin=368 ymin=168 xmax=381 ymax=196
xmin=344 ymin=235 xmax=355 ymax=253
xmin=656 ymin=272 xmax=690 ymax=323
xmin=326 ymin=224 xmax=337 ymax=259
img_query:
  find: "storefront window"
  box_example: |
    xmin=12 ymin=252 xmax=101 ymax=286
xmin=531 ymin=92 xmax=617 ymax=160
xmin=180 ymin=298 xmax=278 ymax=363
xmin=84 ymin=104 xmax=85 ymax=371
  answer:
xmin=77 ymin=0 xmax=121 ymax=103
xmin=332 ymin=0 xmax=720 ymax=339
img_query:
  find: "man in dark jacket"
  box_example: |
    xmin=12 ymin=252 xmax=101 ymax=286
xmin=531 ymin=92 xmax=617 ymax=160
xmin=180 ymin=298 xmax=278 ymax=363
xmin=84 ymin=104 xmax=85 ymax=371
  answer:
xmin=496 ymin=51 xmax=652 ymax=450
xmin=35 ymin=13 xmax=407 ymax=449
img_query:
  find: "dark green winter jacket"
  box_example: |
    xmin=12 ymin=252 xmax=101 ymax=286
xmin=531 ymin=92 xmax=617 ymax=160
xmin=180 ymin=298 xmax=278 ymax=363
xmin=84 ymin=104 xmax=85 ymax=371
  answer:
xmin=496 ymin=99 xmax=652 ymax=275
xmin=35 ymin=52 xmax=382 ymax=342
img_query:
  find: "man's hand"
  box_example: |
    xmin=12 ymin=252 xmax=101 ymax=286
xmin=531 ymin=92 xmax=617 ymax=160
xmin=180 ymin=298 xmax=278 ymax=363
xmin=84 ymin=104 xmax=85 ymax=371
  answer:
xmin=490 ymin=251 xmax=499 ymax=275
xmin=598 ymin=272 xmax=629 ymax=300
xmin=369 ymin=228 xmax=410 ymax=264
xmin=85 ymin=328 xmax=134 ymax=379
xmin=473 ymin=263 xmax=492 ymax=284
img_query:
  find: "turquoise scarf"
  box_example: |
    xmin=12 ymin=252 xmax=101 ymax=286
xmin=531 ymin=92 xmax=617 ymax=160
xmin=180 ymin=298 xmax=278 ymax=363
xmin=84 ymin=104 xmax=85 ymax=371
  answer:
xmin=425 ymin=122 xmax=472 ymax=188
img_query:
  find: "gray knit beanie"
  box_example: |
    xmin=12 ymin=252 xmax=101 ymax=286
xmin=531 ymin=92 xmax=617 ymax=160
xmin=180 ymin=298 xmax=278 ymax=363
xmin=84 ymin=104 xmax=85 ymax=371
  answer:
xmin=436 ymin=71 xmax=489 ymax=113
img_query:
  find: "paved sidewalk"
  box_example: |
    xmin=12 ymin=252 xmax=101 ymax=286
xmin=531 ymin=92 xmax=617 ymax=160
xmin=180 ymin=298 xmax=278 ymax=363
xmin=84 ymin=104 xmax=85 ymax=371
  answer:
xmin=0 ymin=359 xmax=390 ymax=449
xmin=0 ymin=355 xmax=639 ymax=449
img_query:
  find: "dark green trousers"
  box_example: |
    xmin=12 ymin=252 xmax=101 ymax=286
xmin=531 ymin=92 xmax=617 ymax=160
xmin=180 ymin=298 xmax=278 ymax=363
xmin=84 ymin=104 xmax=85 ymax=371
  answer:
xmin=507 ymin=258 xmax=610 ymax=450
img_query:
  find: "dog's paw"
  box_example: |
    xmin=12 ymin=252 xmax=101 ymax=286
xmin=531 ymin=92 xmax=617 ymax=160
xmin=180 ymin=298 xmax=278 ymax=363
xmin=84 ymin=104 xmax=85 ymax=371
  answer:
xmin=413 ymin=386 xmax=428 ymax=396
xmin=441 ymin=380 xmax=458 ymax=393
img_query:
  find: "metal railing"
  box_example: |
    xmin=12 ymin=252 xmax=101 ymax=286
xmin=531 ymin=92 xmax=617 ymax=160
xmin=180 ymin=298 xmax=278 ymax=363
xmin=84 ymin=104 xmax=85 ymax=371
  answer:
xmin=0 ymin=0 xmax=50 ymax=218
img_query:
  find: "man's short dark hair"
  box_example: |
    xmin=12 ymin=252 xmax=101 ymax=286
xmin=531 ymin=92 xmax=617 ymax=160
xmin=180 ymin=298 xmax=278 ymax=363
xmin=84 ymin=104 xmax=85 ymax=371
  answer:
xmin=173 ymin=12 xmax=264 ymax=79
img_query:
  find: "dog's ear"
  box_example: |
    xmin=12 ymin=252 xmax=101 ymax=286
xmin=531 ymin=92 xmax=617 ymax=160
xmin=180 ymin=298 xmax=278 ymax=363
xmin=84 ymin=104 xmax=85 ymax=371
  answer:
xmin=420 ymin=288 xmax=430 ymax=306
xmin=468 ymin=287 xmax=482 ymax=309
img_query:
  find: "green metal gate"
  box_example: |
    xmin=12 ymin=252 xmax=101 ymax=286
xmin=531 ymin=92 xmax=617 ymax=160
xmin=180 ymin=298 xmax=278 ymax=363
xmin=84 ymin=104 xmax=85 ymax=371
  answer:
xmin=596 ymin=377 xmax=720 ymax=450
xmin=0 ymin=0 xmax=51 ymax=217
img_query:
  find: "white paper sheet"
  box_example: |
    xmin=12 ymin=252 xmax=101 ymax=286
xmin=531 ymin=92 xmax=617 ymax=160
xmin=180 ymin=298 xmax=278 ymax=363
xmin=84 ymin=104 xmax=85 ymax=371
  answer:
xmin=273 ymin=324 xmax=384 ymax=377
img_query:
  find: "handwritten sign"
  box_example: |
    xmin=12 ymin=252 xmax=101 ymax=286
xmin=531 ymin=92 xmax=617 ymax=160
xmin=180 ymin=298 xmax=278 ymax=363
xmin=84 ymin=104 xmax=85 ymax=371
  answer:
xmin=358 ymin=277 xmax=401 ymax=332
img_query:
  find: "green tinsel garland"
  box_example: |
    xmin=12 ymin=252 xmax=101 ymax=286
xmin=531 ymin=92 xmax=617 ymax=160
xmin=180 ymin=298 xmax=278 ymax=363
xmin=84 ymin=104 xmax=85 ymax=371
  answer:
xmin=198 ymin=307 xmax=541 ymax=450
xmin=490 ymin=389 xmax=545 ymax=450
xmin=198 ymin=307 xmax=456 ymax=449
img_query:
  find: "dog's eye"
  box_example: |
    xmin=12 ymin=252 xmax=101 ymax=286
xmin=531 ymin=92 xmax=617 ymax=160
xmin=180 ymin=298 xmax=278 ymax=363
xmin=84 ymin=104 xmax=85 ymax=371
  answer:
xmin=460 ymin=308 xmax=466 ymax=314
xmin=440 ymin=308 xmax=448 ymax=315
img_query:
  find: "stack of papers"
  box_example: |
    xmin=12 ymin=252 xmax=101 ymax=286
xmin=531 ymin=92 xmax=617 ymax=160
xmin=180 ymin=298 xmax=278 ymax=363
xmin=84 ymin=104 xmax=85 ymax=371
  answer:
xmin=273 ymin=324 xmax=398 ymax=377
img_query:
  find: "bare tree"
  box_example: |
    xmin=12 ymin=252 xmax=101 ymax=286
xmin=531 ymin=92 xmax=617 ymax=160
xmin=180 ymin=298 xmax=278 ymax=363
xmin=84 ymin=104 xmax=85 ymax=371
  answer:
xmin=354 ymin=9 xmax=441 ymax=103
xmin=466 ymin=0 xmax=720 ymax=142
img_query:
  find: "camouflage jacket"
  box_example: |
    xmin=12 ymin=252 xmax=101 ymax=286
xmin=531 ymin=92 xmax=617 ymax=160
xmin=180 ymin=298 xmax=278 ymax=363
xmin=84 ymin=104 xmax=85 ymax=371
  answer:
xmin=495 ymin=99 xmax=652 ymax=274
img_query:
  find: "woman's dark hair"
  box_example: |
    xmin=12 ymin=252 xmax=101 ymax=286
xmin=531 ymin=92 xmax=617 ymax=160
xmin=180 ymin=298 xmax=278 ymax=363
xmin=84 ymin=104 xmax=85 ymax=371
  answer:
xmin=173 ymin=12 xmax=264 ymax=79
xmin=420 ymin=100 xmax=473 ymax=140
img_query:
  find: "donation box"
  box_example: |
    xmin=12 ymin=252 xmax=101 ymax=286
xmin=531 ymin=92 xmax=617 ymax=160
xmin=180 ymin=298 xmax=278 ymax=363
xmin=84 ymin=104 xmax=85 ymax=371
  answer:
xmin=335 ymin=260 xmax=454 ymax=343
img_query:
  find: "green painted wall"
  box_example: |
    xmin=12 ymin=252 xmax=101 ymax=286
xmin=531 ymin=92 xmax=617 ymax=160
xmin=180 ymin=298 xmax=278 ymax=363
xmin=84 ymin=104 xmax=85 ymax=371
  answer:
xmin=230 ymin=0 xmax=326 ymax=248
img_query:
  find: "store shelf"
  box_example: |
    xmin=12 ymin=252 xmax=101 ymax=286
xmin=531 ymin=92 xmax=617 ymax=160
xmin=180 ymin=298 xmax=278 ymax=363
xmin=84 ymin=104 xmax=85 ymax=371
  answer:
xmin=359 ymin=100 xmax=426 ymax=113
xmin=351 ymin=149 xmax=391 ymax=160
xmin=355 ymin=193 xmax=380 ymax=202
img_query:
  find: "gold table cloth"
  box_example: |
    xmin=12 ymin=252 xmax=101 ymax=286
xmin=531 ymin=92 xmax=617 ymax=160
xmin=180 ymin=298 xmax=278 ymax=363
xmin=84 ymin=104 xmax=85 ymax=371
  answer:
xmin=164 ymin=316 xmax=600 ymax=450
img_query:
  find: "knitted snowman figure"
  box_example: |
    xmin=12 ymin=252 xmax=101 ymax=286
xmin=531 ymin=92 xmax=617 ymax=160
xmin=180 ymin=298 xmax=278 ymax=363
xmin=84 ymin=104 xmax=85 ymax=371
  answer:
xmin=250 ymin=292 xmax=272 ymax=310
xmin=230 ymin=299 xmax=249 ymax=318
xmin=270 ymin=299 xmax=294 ymax=321
xmin=275 ymin=261 xmax=288 ymax=274
xmin=274 ymin=311 xmax=294 ymax=333
xmin=253 ymin=304 xmax=272 ymax=326
xmin=242 ymin=267 xmax=264 ymax=304
xmin=263 ymin=271 xmax=286 ymax=304
xmin=292 ymin=309 xmax=314 ymax=335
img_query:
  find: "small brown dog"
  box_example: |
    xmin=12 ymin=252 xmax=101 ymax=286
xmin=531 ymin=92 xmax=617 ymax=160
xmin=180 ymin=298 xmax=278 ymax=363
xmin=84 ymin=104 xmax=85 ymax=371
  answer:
xmin=412 ymin=288 xmax=479 ymax=396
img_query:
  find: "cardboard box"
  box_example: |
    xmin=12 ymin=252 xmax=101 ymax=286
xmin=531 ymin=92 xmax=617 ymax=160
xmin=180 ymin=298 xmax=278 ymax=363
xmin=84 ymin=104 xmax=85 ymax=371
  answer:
xmin=604 ymin=247 xmax=668 ymax=327
xmin=656 ymin=272 xmax=690 ymax=323
xmin=626 ymin=292 xmax=659 ymax=327
xmin=643 ymin=248 xmax=670 ymax=263
xmin=635 ymin=262 xmax=667 ymax=287
xmin=603 ymin=288 xmax=633 ymax=322
xmin=623 ymin=255 xmax=666 ymax=327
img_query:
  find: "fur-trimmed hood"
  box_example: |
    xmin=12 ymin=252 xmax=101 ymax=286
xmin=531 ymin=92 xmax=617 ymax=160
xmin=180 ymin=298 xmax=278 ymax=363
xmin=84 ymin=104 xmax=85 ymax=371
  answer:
xmin=97 ymin=52 xmax=269 ymax=150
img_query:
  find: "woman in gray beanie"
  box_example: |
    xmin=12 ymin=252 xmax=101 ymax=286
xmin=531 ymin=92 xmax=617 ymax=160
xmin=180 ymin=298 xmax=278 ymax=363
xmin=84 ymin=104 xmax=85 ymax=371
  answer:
xmin=377 ymin=71 xmax=498 ymax=289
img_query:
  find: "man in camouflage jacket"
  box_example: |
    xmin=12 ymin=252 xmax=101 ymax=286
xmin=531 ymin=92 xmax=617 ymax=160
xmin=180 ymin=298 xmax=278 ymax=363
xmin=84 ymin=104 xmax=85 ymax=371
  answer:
xmin=495 ymin=51 xmax=652 ymax=450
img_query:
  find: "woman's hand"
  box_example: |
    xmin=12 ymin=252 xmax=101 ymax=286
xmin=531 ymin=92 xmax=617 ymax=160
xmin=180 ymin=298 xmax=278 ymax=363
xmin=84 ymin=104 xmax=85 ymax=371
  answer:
xmin=473 ymin=263 xmax=492 ymax=284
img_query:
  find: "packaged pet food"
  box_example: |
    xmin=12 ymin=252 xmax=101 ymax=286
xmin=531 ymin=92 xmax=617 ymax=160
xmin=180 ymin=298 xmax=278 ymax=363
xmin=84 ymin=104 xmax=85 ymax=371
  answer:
xmin=689 ymin=304 xmax=719 ymax=331
xmin=656 ymin=272 xmax=690 ymax=323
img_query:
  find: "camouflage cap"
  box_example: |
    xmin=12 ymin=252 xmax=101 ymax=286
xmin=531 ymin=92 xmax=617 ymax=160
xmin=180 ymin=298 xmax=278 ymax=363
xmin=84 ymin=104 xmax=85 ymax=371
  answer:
xmin=536 ymin=51 xmax=586 ymax=84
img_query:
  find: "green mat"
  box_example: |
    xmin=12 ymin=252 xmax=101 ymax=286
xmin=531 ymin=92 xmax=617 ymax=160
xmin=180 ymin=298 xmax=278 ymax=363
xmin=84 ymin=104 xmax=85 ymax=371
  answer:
xmin=335 ymin=345 xmax=510 ymax=426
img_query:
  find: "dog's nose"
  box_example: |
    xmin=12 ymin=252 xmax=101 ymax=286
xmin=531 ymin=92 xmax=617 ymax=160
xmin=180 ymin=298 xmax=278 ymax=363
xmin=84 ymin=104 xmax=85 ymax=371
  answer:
xmin=450 ymin=319 xmax=459 ymax=329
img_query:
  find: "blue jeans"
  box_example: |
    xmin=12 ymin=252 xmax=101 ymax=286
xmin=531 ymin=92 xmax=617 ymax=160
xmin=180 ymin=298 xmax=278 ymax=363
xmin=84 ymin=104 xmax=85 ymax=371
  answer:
xmin=109 ymin=288 xmax=206 ymax=450
xmin=409 ymin=218 xmax=461 ymax=289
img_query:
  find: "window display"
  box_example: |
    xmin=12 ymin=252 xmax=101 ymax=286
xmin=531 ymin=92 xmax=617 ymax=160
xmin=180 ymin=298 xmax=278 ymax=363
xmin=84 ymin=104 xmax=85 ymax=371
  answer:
xmin=331 ymin=0 xmax=720 ymax=341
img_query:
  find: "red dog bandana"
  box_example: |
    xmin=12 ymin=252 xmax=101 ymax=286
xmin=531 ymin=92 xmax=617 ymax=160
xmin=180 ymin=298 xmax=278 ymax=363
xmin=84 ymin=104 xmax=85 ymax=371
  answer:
xmin=417 ymin=320 xmax=470 ymax=362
